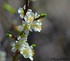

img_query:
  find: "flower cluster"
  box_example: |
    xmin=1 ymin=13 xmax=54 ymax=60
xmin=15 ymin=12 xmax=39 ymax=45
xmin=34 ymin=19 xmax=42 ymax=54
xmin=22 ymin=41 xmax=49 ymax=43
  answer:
xmin=12 ymin=40 xmax=34 ymax=61
xmin=18 ymin=7 xmax=42 ymax=32
xmin=6 ymin=4 xmax=46 ymax=61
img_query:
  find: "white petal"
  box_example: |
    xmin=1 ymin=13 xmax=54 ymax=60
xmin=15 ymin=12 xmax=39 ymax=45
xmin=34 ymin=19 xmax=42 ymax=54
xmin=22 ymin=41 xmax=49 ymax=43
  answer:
xmin=23 ymin=5 xmax=26 ymax=9
xmin=18 ymin=8 xmax=22 ymax=13
xmin=35 ymin=12 xmax=40 ymax=18
xmin=30 ymin=46 xmax=33 ymax=49
xmin=36 ymin=22 xmax=42 ymax=25
xmin=17 ymin=36 xmax=21 ymax=40
xmin=11 ymin=47 xmax=16 ymax=52
xmin=29 ymin=56 xmax=33 ymax=61
xmin=33 ymin=27 xmax=41 ymax=32
xmin=20 ymin=14 xmax=24 ymax=18
xmin=28 ymin=9 xmax=32 ymax=12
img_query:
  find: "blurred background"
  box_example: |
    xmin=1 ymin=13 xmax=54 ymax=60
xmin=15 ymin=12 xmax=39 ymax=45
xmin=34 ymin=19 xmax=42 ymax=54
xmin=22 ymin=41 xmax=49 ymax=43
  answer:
xmin=0 ymin=0 xmax=70 ymax=61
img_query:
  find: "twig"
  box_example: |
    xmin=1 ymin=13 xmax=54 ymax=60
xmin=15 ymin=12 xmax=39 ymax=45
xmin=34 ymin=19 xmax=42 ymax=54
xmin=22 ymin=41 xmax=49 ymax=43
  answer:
xmin=12 ymin=35 xmax=18 ymax=41
xmin=13 ymin=50 xmax=20 ymax=61
xmin=24 ymin=0 xmax=29 ymax=15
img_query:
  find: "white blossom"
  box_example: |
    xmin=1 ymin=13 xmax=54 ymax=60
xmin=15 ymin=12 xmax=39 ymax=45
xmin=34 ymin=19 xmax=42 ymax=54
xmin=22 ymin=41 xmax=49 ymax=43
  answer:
xmin=20 ymin=42 xmax=34 ymax=61
xmin=22 ymin=20 xmax=42 ymax=32
xmin=32 ymin=20 xmax=42 ymax=32
xmin=22 ymin=21 xmax=32 ymax=31
xmin=11 ymin=41 xmax=20 ymax=52
xmin=24 ymin=9 xmax=34 ymax=23
xmin=18 ymin=8 xmax=24 ymax=19
xmin=11 ymin=40 xmax=34 ymax=61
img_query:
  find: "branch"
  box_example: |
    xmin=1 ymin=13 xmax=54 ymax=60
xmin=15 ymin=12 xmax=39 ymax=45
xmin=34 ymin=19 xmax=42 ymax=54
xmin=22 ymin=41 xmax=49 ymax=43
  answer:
xmin=24 ymin=0 xmax=29 ymax=15
xmin=13 ymin=50 xmax=20 ymax=61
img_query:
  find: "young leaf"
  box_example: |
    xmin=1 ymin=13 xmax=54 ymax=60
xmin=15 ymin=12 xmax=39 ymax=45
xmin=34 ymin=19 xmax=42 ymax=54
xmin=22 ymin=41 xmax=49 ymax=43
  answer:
xmin=3 ymin=3 xmax=15 ymax=14
xmin=35 ymin=13 xmax=47 ymax=20
xmin=6 ymin=31 xmax=12 ymax=38
xmin=31 ymin=44 xmax=36 ymax=47
xmin=40 ymin=14 xmax=47 ymax=18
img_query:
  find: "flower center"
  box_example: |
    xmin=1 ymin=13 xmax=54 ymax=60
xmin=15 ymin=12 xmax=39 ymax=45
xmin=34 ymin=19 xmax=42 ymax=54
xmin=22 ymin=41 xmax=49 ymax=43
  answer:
xmin=23 ymin=49 xmax=29 ymax=55
xmin=37 ymin=25 xmax=41 ymax=29
xmin=28 ymin=17 xmax=34 ymax=22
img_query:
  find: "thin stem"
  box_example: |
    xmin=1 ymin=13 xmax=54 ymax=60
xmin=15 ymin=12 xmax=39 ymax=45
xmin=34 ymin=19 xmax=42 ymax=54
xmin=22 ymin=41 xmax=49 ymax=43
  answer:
xmin=24 ymin=0 xmax=29 ymax=15
xmin=12 ymin=35 xmax=18 ymax=41
xmin=13 ymin=50 xmax=20 ymax=61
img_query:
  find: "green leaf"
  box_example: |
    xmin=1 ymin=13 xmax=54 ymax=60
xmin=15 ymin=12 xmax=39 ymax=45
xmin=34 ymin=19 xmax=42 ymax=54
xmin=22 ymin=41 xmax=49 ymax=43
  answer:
xmin=35 ymin=13 xmax=47 ymax=20
xmin=3 ymin=3 xmax=15 ymax=14
xmin=31 ymin=44 xmax=36 ymax=47
xmin=6 ymin=31 xmax=12 ymax=38
xmin=40 ymin=14 xmax=47 ymax=18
